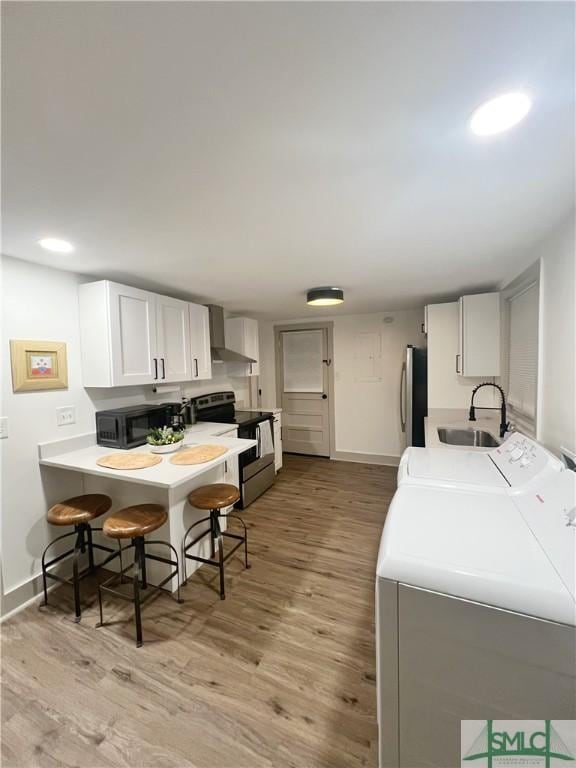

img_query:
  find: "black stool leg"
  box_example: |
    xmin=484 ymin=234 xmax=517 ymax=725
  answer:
xmin=86 ymin=524 xmax=96 ymax=573
xmin=140 ymin=541 xmax=148 ymax=590
xmin=209 ymin=513 xmax=216 ymax=559
xmin=42 ymin=558 xmax=49 ymax=607
xmin=72 ymin=526 xmax=83 ymax=622
xmin=213 ymin=511 xmax=225 ymax=600
xmin=133 ymin=537 xmax=144 ymax=647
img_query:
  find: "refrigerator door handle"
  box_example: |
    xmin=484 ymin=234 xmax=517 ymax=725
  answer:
xmin=400 ymin=362 xmax=406 ymax=433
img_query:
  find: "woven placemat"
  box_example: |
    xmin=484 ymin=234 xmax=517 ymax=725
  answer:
xmin=170 ymin=444 xmax=228 ymax=465
xmin=96 ymin=453 xmax=163 ymax=470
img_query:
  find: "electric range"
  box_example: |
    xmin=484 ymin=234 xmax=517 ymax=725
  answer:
xmin=189 ymin=391 xmax=275 ymax=508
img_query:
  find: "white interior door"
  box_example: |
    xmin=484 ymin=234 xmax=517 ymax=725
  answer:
xmin=156 ymin=295 xmax=191 ymax=382
xmin=280 ymin=329 xmax=330 ymax=457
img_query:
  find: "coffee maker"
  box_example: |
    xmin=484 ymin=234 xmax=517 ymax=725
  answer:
xmin=162 ymin=399 xmax=196 ymax=428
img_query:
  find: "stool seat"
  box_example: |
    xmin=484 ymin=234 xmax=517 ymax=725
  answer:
xmin=47 ymin=494 xmax=112 ymax=526
xmin=103 ymin=504 xmax=167 ymax=539
xmin=187 ymin=483 xmax=240 ymax=510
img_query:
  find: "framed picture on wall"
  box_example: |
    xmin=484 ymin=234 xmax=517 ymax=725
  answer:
xmin=10 ymin=340 xmax=68 ymax=392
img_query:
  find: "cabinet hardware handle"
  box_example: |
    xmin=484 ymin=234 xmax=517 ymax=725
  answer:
xmin=194 ymin=358 xmax=198 ymax=378
xmin=455 ymin=354 xmax=460 ymax=374
xmin=161 ymin=358 xmax=166 ymax=379
xmin=400 ymin=362 xmax=406 ymax=432
xmin=153 ymin=358 xmax=158 ymax=379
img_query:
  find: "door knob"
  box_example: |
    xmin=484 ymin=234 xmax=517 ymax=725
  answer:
xmin=322 ymin=394 xmax=327 ymax=399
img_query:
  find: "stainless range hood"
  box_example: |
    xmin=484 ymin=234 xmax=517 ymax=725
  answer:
xmin=206 ymin=304 xmax=256 ymax=364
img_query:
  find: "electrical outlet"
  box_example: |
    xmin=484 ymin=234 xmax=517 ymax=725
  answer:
xmin=0 ymin=417 xmax=8 ymax=439
xmin=56 ymin=406 xmax=76 ymax=426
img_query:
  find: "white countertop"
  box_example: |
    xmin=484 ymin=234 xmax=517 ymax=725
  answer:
xmin=185 ymin=421 xmax=238 ymax=435
xmin=39 ymin=433 xmax=255 ymax=489
xmin=424 ymin=409 xmax=503 ymax=450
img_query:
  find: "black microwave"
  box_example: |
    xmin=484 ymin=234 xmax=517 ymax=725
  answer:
xmin=95 ymin=404 xmax=169 ymax=449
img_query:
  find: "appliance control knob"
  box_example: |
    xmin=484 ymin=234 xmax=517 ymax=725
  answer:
xmin=510 ymin=448 xmax=524 ymax=462
xmin=520 ymin=457 xmax=530 ymax=467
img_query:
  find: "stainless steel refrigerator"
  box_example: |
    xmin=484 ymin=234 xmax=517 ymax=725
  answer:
xmin=400 ymin=345 xmax=427 ymax=447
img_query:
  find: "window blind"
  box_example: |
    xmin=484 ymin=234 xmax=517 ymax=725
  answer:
xmin=507 ymin=283 xmax=538 ymax=431
xmin=281 ymin=330 xmax=324 ymax=393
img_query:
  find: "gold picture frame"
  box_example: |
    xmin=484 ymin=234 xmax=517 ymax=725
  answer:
xmin=10 ymin=340 xmax=68 ymax=392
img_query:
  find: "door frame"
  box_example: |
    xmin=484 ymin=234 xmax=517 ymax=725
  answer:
xmin=274 ymin=321 xmax=336 ymax=459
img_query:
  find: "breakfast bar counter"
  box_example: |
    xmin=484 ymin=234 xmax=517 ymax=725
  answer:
xmin=39 ymin=434 xmax=256 ymax=489
xmin=38 ymin=430 xmax=257 ymax=592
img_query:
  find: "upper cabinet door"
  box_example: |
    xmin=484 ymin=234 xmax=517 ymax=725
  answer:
xmin=225 ymin=316 xmax=260 ymax=376
xmin=108 ymin=282 xmax=158 ymax=386
xmin=244 ymin=318 xmax=260 ymax=376
xmin=155 ymin=295 xmax=192 ymax=382
xmin=458 ymin=293 xmax=501 ymax=377
xmin=189 ymin=303 xmax=212 ymax=380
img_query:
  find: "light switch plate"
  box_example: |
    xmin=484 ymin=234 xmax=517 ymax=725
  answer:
xmin=56 ymin=406 xmax=76 ymax=426
xmin=0 ymin=417 xmax=8 ymax=439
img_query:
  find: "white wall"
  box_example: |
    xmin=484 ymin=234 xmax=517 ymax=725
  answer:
xmin=0 ymin=255 xmax=249 ymax=614
xmin=259 ymin=309 xmax=424 ymax=460
xmin=536 ymin=213 xmax=576 ymax=455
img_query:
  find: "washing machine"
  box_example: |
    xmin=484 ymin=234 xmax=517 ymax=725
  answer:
xmin=397 ymin=432 xmax=564 ymax=493
xmin=376 ymin=468 xmax=576 ymax=768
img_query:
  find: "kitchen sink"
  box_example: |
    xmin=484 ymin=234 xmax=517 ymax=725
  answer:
xmin=437 ymin=427 xmax=500 ymax=448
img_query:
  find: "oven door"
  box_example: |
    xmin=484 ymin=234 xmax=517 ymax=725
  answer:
xmin=239 ymin=420 xmax=274 ymax=476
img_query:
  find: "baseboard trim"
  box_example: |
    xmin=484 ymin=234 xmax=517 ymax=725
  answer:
xmin=1 ymin=557 xmax=75 ymax=622
xmin=331 ymin=451 xmax=400 ymax=467
xmin=1 ymin=572 xmax=53 ymax=623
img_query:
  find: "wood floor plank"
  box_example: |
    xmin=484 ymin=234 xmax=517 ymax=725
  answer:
xmin=1 ymin=455 xmax=395 ymax=767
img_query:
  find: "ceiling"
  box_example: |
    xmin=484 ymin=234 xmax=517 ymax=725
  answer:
xmin=2 ymin=1 xmax=574 ymax=319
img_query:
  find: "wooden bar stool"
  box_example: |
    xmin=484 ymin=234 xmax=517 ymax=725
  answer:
xmin=183 ymin=484 xmax=249 ymax=600
xmin=96 ymin=503 xmax=181 ymax=647
xmin=41 ymin=494 xmax=122 ymax=622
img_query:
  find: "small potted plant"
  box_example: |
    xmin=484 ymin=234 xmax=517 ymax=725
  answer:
xmin=146 ymin=426 xmax=185 ymax=454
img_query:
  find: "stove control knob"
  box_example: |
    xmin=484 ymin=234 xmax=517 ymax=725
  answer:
xmin=510 ymin=448 xmax=524 ymax=462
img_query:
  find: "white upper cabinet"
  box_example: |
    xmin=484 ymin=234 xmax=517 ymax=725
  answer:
xmin=79 ymin=281 xmax=158 ymax=387
xmin=457 ymin=292 xmax=501 ymax=377
xmin=79 ymin=280 xmax=199 ymax=387
xmin=188 ymin=302 xmax=212 ymax=380
xmin=156 ymin=294 xmax=191 ymax=382
xmin=225 ymin=316 xmax=260 ymax=376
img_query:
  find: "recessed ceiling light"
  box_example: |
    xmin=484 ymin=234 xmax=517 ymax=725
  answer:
xmin=38 ymin=237 xmax=75 ymax=253
xmin=470 ymin=92 xmax=532 ymax=136
xmin=307 ymin=287 xmax=344 ymax=306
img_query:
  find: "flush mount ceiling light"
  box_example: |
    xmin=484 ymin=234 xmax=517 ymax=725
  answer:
xmin=38 ymin=237 xmax=75 ymax=253
xmin=306 ymin=287 xmax=344 ymax=306
xmin=470 ymin=92 xmax=532 ymax=136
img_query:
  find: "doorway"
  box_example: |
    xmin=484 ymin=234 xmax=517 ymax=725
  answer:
xmin=275 ymin=322 xmax=335 ymax=457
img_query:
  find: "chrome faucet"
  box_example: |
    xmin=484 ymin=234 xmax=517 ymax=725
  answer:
xmin=469 ymin=382 xmax=509 ymax=439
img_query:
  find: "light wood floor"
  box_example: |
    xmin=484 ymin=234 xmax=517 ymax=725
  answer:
xmin=1 ymin=455 xmax=396 ymax=768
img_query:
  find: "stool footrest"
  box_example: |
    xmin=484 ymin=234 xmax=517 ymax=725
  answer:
xmin=184 ymin=535 xmax=245 ymax=567
xmin=99 ymin=567 xmax=177 ymax=607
